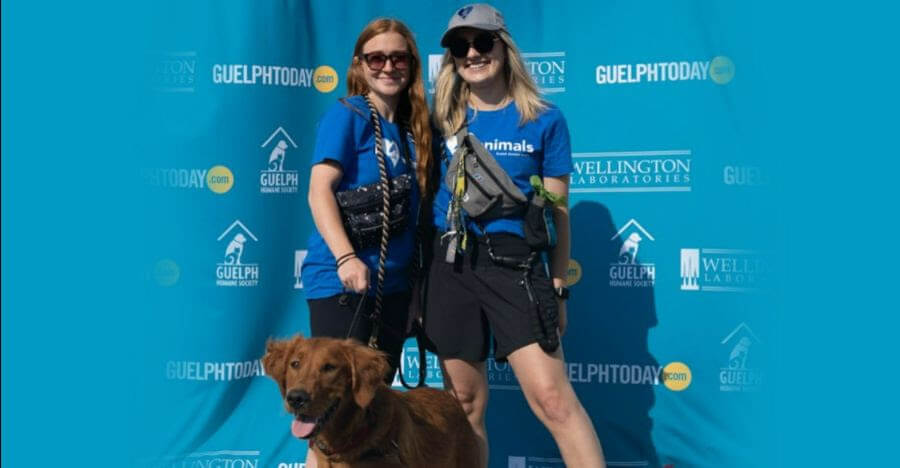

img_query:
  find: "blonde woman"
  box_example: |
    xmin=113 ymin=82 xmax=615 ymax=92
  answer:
xmin=426 ymin=4 xmax=606 ymax=467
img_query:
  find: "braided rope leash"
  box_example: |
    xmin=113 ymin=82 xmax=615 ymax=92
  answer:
xmin=362 ymin=95 xmax=392 ymax=350
xmin=358 ymin=98 xmax=424 ymax=389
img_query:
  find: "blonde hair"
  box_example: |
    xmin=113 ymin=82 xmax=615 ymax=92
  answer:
xmin=346 ymin=18 xmax=434 ymax=196
xmin=433 ymin=29 xmax=546 ymax=137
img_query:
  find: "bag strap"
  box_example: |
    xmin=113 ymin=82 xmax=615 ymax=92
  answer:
xmin=443 ymin=126 xmax=470 ymax=262
xmin=338 ymin=96 xmax=369 ymax=119
xmin=398 ymin=200 xmax=431 ymax=390
xmin=397 ymin=322 xmax=428 ymax=389
xmin=340 ymin=97 xmax=413 ymax=172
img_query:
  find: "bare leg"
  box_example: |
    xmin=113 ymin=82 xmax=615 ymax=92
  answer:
xmin=441 ymin=358 xmax=489 ymax=467
xmin=508 ymin=343 xmax=606 ymax=467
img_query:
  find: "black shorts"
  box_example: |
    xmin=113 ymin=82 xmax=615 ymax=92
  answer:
xmin=424 ymin=232 xmax=558 ymax=362
xmin=308 ymin=291 xmax=410 ymax=384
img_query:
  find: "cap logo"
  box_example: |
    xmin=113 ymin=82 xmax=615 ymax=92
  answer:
xmin=457 ymin=6 xmax=474 ymax=18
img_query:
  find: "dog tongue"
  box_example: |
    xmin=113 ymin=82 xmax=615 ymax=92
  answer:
xmin=291 ymin=419 xmax=316 ymax=439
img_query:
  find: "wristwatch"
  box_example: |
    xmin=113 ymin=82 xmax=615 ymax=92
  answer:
xmin=554 ymin=286 xmax=570 ymax=300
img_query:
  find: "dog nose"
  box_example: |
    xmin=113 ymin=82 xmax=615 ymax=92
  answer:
xmin=286 ymin=389 xmax=310 ymax=409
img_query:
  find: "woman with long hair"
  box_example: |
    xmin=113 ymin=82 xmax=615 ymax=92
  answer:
xmin=298 ymin=17 xmax=432 ymax=466
xmin=427 ymin=4 xmax=607 ymax=467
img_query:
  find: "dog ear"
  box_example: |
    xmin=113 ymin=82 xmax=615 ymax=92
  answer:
xmin=345 ymin=340 xmax=389 ymax=408
xmin=263 ymin=335 xmax=303 ymax=395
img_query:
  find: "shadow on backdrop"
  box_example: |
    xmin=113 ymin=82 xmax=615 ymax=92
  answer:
xmin=567 ymin=200 xmax=661 ymax=467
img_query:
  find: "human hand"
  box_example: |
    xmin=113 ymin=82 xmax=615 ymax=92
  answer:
xmin=338 ymin=257 xmax=369 ymax=293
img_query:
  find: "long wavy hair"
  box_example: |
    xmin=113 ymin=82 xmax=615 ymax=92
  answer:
xmin=346 ymin=18 xmax=434 ymax=197
xmin=433 ymin=29 xmax=546 ymax=137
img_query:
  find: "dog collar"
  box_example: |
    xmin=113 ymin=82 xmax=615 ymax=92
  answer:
xmin=312 ymin=436 xmax=401 ymax=464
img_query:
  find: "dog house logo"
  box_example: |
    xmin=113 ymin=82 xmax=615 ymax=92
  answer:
xmin=720 ymin=322 xmax=763 ymax=392
xmin=680 ymin=248 xmax=766 ymax=292
xmin=260 ymin=127 xmax=299 ymax=194
xmin=293 ymin=250 xmax=308 ymax=289
xmin=215 ymin=220 xmax=260 ymax=287
xmin=609 ymin=219 xmax=655 ymax=288
xmin=392 ymin=344 xmax=444 ymax=389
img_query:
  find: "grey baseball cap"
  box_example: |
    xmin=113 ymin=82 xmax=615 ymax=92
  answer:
xmin=440 ymin=4 xmax=507 ymax=47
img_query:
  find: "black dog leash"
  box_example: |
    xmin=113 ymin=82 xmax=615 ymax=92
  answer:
xmin=344 ymin=292 xmax=427 ymax=389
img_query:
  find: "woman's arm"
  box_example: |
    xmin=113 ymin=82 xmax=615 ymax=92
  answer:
xmin=308 ymin=161 xmax=369 ymax=293
xmin=543 ymin=174 xmax=570 ymax=336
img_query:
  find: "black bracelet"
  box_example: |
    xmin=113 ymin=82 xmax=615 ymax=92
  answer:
xmin=336 ymin=254 xmax=357 ymax=269
xmin=335 ymin=251 xmax=355 ymax=265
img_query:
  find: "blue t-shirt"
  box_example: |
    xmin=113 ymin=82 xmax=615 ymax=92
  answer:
xmin=433 ymin=102 xmax=572 ymax=237
xmin=302 ymin=96 xmax=419 ymax=299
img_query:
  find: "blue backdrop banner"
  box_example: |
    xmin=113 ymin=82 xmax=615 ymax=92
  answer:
xmin=3 ymin=1 xmax=790 ymax=467
xmin=136 ymin=2 xmax=776 ymax=467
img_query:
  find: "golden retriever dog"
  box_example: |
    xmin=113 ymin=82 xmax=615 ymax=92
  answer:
xmin=263 ymin=335 xmax=481 ymax=468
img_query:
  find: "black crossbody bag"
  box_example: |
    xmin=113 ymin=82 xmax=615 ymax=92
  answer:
xmin=334 ymin=97 xmax=414 ymax=250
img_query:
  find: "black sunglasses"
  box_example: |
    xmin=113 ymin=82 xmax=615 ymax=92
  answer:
xmin=448 ymin=32 xmax=499 ymax=58
xmin=360 ymin=52 xmax=412 ymax=71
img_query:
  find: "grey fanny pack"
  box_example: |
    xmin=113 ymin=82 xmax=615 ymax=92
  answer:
xmin=444 ymin=126 xmax=527 ymax=220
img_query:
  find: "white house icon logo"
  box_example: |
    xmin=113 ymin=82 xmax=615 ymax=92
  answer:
xmin=611 ymin=218 xmax=655 ymax=264
xmin=721 ymin=322 xmax=761 ymax=369
xmin=720 ymin=322 xmax=763 ymax=392
xmin=609 ymin=219 xmax=656 ymax=288
xmin=216 ymin=220 xmax=260 ymax=287
xmin=260 ymin=126 xmax=300 ymax=194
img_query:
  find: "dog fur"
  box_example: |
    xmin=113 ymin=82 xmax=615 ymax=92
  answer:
xmin=263 ymin=335 xmax=481 ymax=468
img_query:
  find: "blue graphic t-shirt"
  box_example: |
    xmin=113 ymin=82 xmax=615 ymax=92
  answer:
xmin=302 ymin=95 xmax=419 ymax=299
xmin=433 ymin=102 xmax=572 ymax=237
